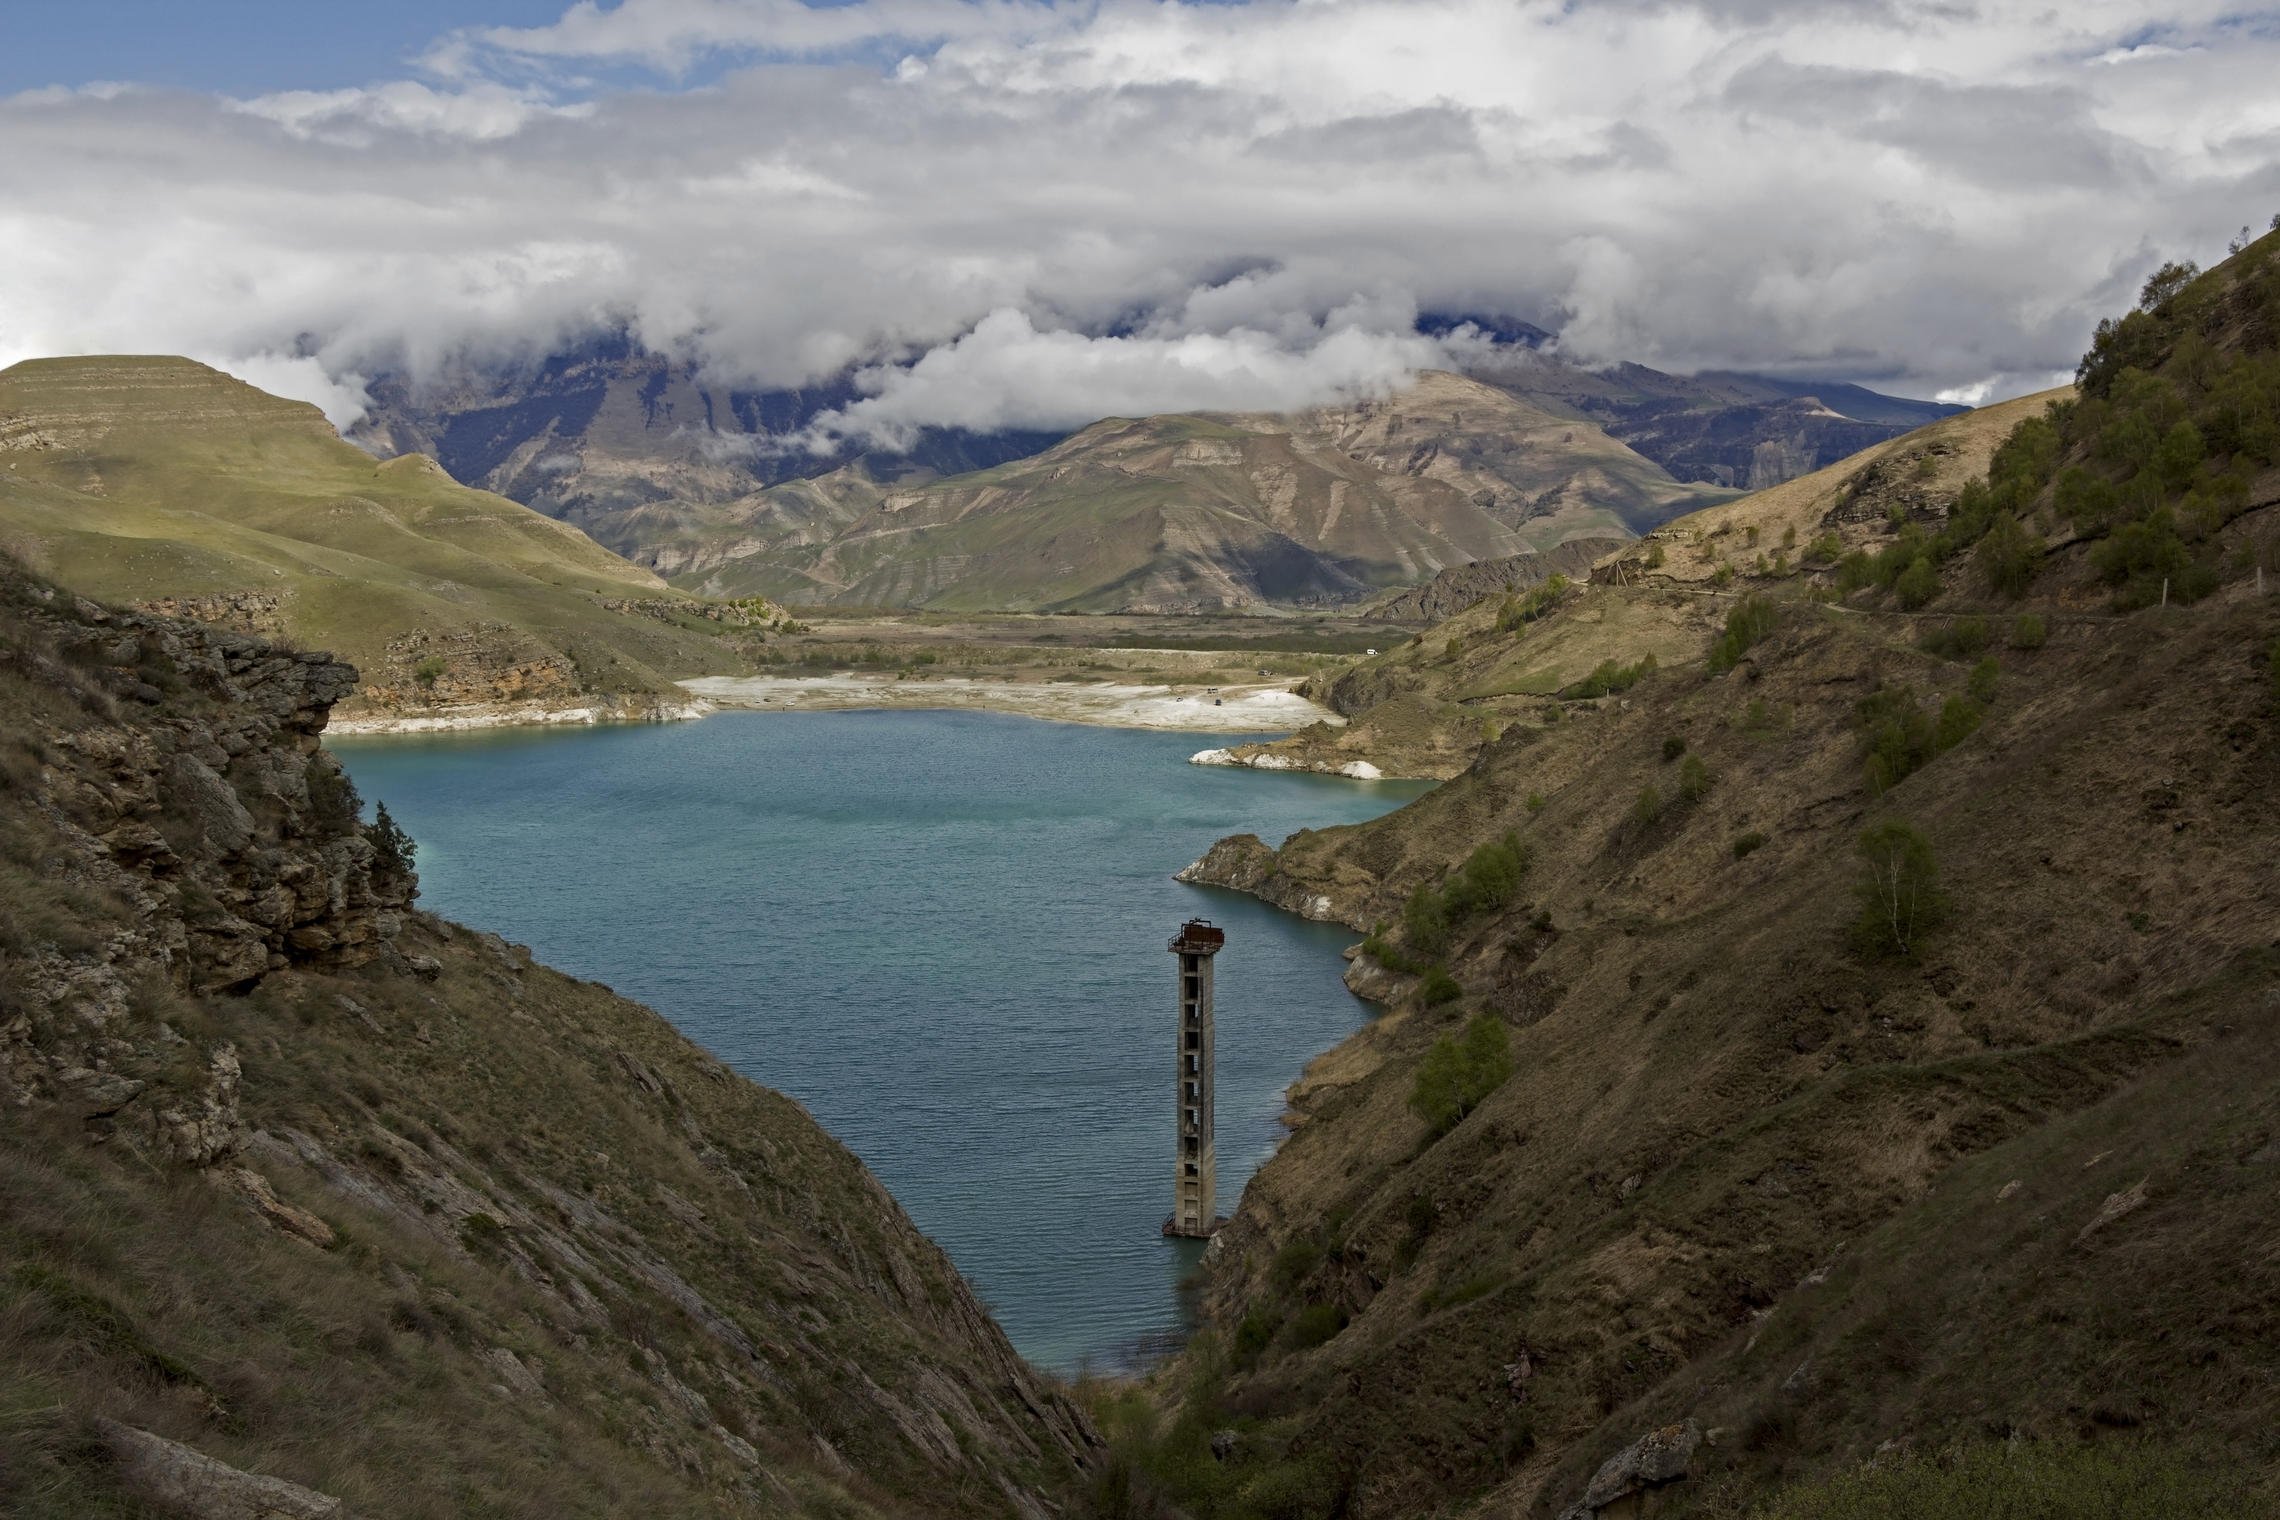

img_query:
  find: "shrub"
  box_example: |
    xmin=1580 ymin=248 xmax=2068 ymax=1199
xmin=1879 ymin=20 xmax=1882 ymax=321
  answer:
xmin=1525 ymin=791 xmax=1548 ymax=814
xmin=1497 ymin=574 xmax=1570 ymax=632
xmin=1676 ymin=753 xmax=1712 ymax=803
xmin=1711 ymin=563 xmax=1735 ymax=587
xmin=2011 ymin=612 xmax=2048 ymax=649
xmin=1967 ymin=656 xmax=2000 ymax=704
xmin=1444 ymin=832 xmax=1530 ymax=917
xmin=413 ymin=655 xmax=448 ymax=688
xmin=1270 ymin=1237 xmax=1323 ymax=1292
xmin=1935 ymin=694 xmax=1983 ymax=750
xmin=1283 ymin=1303 xmax=1347 ymax=1350
xmin=1971 ymin=511 xmax=2042 ymax=597
xmin=368 ymin=802 xmax=418 ymax=891
xmin=1661 ymin=736 xmax=1687 ymax=762
xmin=1402 ymin=887 xmax=1451 ymax=958
xmin=1806 ymin=531 xmax=1843 ymax=563
xmin=305 ymin=757 xmax=362 ymax=838
xmin=1361 ymin=933 xmax=1425 ymax=975
xmin=1409 ymin=1013 xmax=1513 ymax=1136
xmin=1419 ymin=967 xmax=1463 ymax=1006
xmin=1233 ymin=1307 xmax=1283 ymax=1362
xmin=1917 ymin=616 xmax=1989 ymax=661
xmin=1858 ymin=685 xmax=1940 ymax=793
xmin=1707 ymin=595 xmax=1780 ymax=673
xmin=1630 ymin=784 xmax=1663 ymax=831
xmin=1894 ymin=554 xmax=1941 ymax=609
xmin=1567 ymin=654 xmax=1656 ymax=699
xmin=1852 ymin=819 xmax=1946 ymax=957
xmin=1731 ymin=830 xmax=1767 ymax=859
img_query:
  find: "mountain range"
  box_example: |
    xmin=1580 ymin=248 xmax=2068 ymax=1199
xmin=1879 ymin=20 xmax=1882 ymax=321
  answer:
xmin=348 ymin=340 xmax=1960 ymax=613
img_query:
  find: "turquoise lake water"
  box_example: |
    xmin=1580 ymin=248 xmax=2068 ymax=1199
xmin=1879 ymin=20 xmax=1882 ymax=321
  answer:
xmin=331 ymin=709 xmax=1427 ymax=1372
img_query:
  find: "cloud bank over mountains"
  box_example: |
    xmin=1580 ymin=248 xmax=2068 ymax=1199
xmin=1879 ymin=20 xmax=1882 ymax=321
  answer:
xmin=2 ymin=0 xmax=2275 ymax=444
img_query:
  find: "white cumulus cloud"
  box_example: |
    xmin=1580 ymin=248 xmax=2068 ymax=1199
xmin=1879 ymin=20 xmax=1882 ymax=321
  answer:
xmin=1 ymin=0 xmax=2276 ymax=445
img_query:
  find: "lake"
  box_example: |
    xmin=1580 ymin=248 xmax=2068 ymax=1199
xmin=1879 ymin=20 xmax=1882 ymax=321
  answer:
xmin=330 ymin=709 xmax=1428 ymax=1372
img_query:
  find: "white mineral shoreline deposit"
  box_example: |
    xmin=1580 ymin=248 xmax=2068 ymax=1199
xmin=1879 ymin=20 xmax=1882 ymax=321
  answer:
xmin=679 ymin=674 xmax=1341 ymax=732
xmin=329 ymin=698 xmax=713 ymax=736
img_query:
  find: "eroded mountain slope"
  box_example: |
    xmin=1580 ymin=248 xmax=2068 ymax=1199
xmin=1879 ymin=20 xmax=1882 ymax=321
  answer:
xmin=1118 ymin=232 xmax=2280 ymax=1518
xmin=674 ymin=373 xmax=1727 ymax=612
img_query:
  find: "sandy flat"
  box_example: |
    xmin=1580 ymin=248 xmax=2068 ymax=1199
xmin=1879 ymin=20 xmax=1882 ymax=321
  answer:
xmin=679 ymin=674 xmax=1342 ymax=732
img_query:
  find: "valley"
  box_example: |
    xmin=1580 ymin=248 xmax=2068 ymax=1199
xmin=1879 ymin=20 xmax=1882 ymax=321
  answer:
xmin=10 ymin=5 xmax=2280 ymax=1518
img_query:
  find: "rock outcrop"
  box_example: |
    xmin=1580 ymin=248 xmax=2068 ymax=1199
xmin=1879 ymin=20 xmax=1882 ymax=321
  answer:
xmin=96 ymin=1420 xmax=344 ymax=1520
xmin=1368 ymin=537 xmax=1623 ymax=624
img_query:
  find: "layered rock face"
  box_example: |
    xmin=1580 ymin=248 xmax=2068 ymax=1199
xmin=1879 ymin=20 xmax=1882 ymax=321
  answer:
xmin=8 ymin=579 xmax=415 ymax=999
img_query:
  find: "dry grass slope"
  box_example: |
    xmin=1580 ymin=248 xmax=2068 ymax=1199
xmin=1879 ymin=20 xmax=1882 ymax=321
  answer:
xmin=0 ymin=559 xmax=1091 ymax=1517
xmin=1116 ymin=231 xmax=2280 ymax=1519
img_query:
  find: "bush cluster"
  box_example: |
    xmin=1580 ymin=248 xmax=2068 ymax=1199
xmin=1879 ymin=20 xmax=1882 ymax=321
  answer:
xmin=1707 ymin=595 xmax=1780 ymax=673
xmin=1566 ymin=652 xmax=1657 ymax=699
xmin=1858 ymin=682 xmax=1986 ymax=793
xmin=1495 ymin=574 xmax=1571 ymax=633
xmin=1829 ymin=239 xmax=2276 ymax=617
xmin=1369 ymin=832 xmax=1531 ymax=1000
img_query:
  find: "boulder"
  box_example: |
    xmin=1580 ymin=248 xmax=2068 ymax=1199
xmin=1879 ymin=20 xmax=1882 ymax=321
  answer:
xmin=1559 ymin=1418 xmax=1702 ymax=1520
xmin=94 ymin=1419 xmax=342 ymax=1519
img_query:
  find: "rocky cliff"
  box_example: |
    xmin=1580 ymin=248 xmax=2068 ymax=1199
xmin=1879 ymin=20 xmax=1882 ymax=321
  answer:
xmin=0 ymin=560 xmax=1092 ymax=1518
xmin=1366 ymin=538 xmax=1625 ymax=624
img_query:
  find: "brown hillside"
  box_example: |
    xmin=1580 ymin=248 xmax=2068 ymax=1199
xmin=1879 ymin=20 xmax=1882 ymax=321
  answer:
xmin=1118 ymin=232 xmax=2280 ymax=1519
xmin=0 ymin=561 xmax=1091 ymax=1517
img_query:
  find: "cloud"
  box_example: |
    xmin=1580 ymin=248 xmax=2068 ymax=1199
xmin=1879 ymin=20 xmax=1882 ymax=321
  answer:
xmin=1 ymin=0 xmax=2276 ymax=447
xmin=803 ymin=306 xmax=1448 ymax=447
xmin=202 ymin=352 xmax=374 ymax=431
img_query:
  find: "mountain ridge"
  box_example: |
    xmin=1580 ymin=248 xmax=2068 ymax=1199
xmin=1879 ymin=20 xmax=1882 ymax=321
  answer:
xmin=0 ymin=356 xmax=769 ymax=725
xmin=345 ymin=340 xmax=1956 ymax=612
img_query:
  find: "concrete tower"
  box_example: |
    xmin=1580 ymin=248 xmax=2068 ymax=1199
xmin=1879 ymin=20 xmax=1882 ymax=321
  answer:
xmin=1165 ymin=918 xmax=1225 ymax=1238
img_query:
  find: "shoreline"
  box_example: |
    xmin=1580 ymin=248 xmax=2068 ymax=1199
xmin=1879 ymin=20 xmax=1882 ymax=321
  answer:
xmin=679 ymin=672 xmax=1345 ymax=733
xmin=328 ymin=697 xmax=714 ymax=737
xmin=326 ymin=673 xmax=1349 ymax=742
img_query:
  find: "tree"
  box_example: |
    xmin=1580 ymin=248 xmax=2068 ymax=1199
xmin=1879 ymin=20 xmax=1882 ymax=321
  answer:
xmin=369 ymin=802 xmax=420 ymax=897
xmin=1402 ymin=886 xmax=1450 ymax=958
xmin=1894 ymin=554 xmax=1941 ymax=610
xmin=1852 ymin=820 xmax=1945 ymax=957
xmin=2137 ymin=259 xmax=2199 ymax=312
xmin=1409 ymin=1013 xmax=1514 ymax=1138
xmin=1975 ymin=512 xmax=2042 ymax=598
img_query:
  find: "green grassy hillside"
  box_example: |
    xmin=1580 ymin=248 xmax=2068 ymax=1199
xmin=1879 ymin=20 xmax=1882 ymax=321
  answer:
xmin=0 ymin=357 xmax=761 ymax=719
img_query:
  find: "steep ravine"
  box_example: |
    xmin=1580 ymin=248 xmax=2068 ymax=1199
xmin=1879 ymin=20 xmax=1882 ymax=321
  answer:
xmin=0 ymin=559 xmax=1094 ymax=1518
